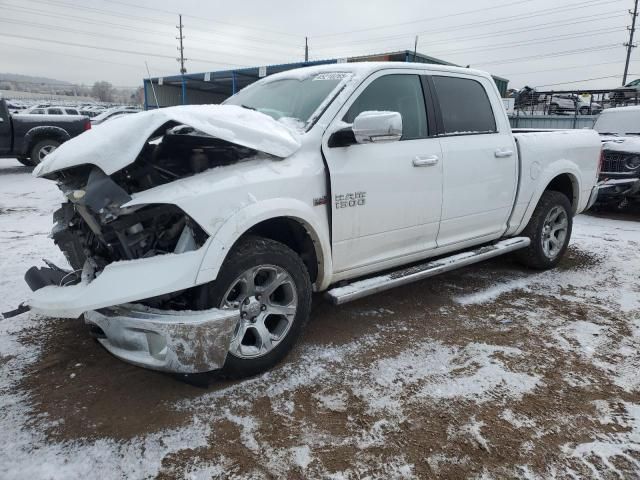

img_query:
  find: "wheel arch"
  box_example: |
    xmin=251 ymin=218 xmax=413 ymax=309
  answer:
xmin=514 ymin=167 xmax=581 ymax=236
xmin=545 ymin=172 xmax=579 ymax=212
xmin=196 ymin=199 xmax=332 ymax=291
xmin=22 ymin=126 xmax=70 ymax=157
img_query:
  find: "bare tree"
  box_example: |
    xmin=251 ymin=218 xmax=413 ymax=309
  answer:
xmin=91 ymin=81 xmax=114 ymax=102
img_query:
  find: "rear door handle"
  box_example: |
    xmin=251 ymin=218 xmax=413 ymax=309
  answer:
xmin=495 ymin=149 xmax=514 ymax=158
xmin=413 ymin=155 xmax=439 ymax=167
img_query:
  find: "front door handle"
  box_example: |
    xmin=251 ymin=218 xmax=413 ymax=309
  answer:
xmin=413 ymin=155 xmax=439 ymax=167
xmin=495 ymin=149 xmax=514 ymax=158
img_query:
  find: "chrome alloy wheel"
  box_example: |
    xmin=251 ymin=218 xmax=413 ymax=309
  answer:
xmin=221 ymin=265 xmax=298 ymax=359
xmin=541 ymin=205 xmax=568 ymax=259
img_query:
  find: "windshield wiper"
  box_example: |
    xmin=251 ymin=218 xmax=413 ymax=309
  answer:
xmin=625 ymin=132 xmax=640 ymax=136
xmin=240 ymin=104 xmax=256 ymax=111
xmin=599 ymin=132 xmax=619 ymax=136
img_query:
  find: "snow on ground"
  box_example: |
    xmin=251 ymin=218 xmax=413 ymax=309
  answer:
xmin=0 ymin=158 xmax=639 ymax=478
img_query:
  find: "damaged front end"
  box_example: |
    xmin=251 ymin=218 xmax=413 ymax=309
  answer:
xmin=23 ymin=116 xmax=293 ymax=371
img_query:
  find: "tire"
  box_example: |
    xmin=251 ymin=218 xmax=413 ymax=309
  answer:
xmin=548 ymin=103 xmax=558 ymax=114
xmin=30 ymin=138 xmax=60 ymax=164
xmin=203 ymin=235 xmax=312 ymax=378
xmin=16 ymin=156 xmax=35 ymax=167
xmin=516 ymin=191 xmax=573 ymax=270
xmin=579 ymin=107 xmax=590 ymax=115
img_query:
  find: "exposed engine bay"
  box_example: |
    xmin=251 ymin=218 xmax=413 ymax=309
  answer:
xmin=30 ymin=123 xmax=263 ymax=309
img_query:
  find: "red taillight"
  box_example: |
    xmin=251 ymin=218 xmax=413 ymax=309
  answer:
xmin=84 ymin=118 xmax=92 ymax=131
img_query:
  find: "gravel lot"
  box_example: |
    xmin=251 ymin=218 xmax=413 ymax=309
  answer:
xmin=1 ymin=159 xmax=639 ymax=479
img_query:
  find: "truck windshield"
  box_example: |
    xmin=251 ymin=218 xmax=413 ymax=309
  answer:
xmin=224 ymin=72 xmax=349 ymax=128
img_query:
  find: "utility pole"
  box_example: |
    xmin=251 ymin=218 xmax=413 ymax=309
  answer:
xmin=177 ymin=14 xmax=187 ymax=74
xmin=413 ymin=35 xmax=419 ymax=62
xmin=305 ymin=36 xmax=309 ymax=62
xmin=623 ymin=0 xmax=638 ymax=85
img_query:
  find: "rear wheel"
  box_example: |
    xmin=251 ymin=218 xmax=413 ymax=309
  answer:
xmin=579 ymin=106 xmax=590 ymax=115
xmin=516 ymin=191 xmax=573 ymax=270
xmin=204 ymin=236 xmax=312 ymax=378
xmin=30 ymin=138 xmax=60 ymax=164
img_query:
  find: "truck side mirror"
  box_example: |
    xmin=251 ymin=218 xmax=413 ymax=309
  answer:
xmin=352 ymin=111 xmax=402 ymax=144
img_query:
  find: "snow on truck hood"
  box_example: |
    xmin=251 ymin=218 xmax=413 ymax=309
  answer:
xmin=601 ymin=135 xmax=640 ymax=154
xmin=34 ymin=104 xmax=302 ymax=177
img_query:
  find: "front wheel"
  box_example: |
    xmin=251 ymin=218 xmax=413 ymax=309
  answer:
xmin=204 ymin=236 xmax=312 ymax=378
xmin=516 ymin=191 xmax=573 ymax=270
xmin=30 ymin=138 xmax=60 ymax=164
xmin=16 ymin=156 xmax=36 ymax=167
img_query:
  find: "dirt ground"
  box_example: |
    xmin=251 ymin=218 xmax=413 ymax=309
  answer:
xmin=1 ymin=160 xmax=639 ymax=479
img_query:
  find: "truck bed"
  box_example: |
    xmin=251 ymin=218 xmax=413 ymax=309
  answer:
xmin=508 ymin=128 xmax=601 ymax=235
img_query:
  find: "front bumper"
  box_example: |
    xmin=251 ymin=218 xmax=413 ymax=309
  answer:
xmin=596 ymin=177 xmax=640 ymax=201
xmin=586 ymin=182 xmax=603 ymax=210
xmin=84 ymin=304 xmax=238 ymax=373
xmin=28 ymin=247 xmax=208 ymax=318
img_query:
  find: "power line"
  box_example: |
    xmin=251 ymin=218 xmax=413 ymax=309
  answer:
xmin=2 ymin=42 xmax=146 ymax=70
xmin=499 ymin=60 xmax=625 ymax=76
xmin=5 ymin=4 xmax=298 ymax=55
xmin=312 ymin=0 xmax=622 ymax=48
xmin=0 ymin=16 xmax=295 ymax=65
xmin=431 ymin=27 xmax=624 ymax=57
xmin=534 ymin=74 xmax=638 ymax=87
xmin=316 ymin=26 xmax=624 ymax=60
xmin=0 ymin=32 xmax=255 ymax=69
xmin=309 ymin=0 xmax=533 ymax=39
xmin=313 ymin=11 xmax=628 ymax=53
xmin=18 ymin=0 xmax=298 ymax=47
xmin=3 ymin=4 xmax=171 ymax=36
xmin=0 ymin=17 xmax=174 ymax=48
xmin=476 ymin=44 xmax=621 ymax=67
xmin=108 ymin=0 xmax=302 ymax=39
xmin=5 ymin=1 xmax=300 ymax=55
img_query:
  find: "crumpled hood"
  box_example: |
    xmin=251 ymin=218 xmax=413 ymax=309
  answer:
xmin=34 ymin=104 xmax=302 ymax=177
xmin=601 ymin=135 xmax=640 ymax=154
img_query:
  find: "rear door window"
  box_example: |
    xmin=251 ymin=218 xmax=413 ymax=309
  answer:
xmin=344 ymin=74 xmax=428 ymax=140
xmin=47 ymin=108 xmax=63 ymax=115
xmin=432 ymin=76 xmax=497 ymax=135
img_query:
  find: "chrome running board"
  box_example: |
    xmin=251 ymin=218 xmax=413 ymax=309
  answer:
xmin=325 ymin=237 xmax=531 ymax=305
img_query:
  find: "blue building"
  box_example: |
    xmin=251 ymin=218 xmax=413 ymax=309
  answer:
xmin=142 ymin=50 xmax=509 ymax=109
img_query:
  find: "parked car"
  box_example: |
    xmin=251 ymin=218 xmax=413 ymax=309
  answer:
xmin=610 ymin=79 xmax=640 ymax=102
xmin=91 ymin=106 xmax=140 ymax=125
xmin=21 ymin=63 xmax=601 ymax=378
xmin=5 ymin=101 xmax=28 ymax=114
xmin=24 ymin=106 xmax=82 ymax=116
xmin=79 ymin=107 xmax=104 ymax=118
xmin=548 ymin=94 xmax=602 ymax=115
xmin=0 ymin=99 xmax=91 ymax=166
xmin=593 ymin=106 xmax=640 ymax=206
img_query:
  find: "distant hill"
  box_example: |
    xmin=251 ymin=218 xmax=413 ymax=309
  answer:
xmin=0 ymin=73 xmax=72 ymax=86
xmin=0 ymin=73 xmax=141 ymax=105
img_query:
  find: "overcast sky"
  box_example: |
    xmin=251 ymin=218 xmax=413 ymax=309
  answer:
xmin=0 ymin=0 xmax=636 ymax=90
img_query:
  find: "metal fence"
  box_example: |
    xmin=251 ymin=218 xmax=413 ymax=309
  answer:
xmin=509 ymin=114 xmax=597 ymax=129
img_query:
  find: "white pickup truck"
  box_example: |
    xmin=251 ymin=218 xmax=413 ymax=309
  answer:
xmin=20 ymin=62 xmax=602 ymax=377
